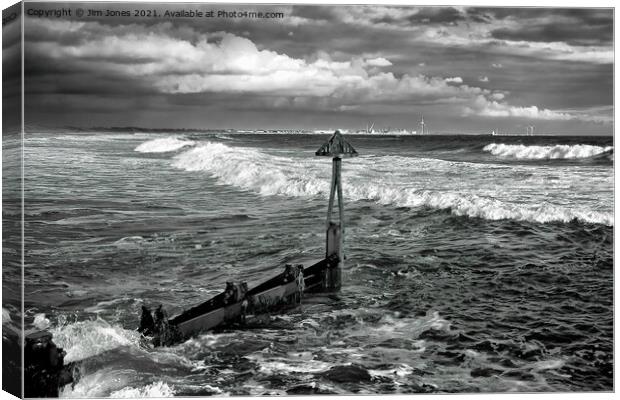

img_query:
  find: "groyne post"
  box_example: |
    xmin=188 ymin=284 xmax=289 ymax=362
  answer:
xmin=315 ymin=131 xmax=358 ymax=291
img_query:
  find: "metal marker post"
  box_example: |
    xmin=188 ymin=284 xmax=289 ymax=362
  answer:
xmin=315 ymin=131 xmax=358 ymax=291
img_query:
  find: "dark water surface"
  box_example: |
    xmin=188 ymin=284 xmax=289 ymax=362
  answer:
xmin=3 ymin=131 xmax=613 ymax=396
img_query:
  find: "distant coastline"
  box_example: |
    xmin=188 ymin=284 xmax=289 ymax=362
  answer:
xmin=22 ymin=125 xmax=614 ymax=137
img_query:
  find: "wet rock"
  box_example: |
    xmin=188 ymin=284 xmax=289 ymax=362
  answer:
xmin=320 ymin=364 xmax=372 ymax=383
xmin=2 ymin=329 xmax=21 ymax=397
xmin=24 ymin=331 xmax=73 ymax=397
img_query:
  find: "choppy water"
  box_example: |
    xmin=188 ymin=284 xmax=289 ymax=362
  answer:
xmin=2 ymin=131 xmax=613 ymax=396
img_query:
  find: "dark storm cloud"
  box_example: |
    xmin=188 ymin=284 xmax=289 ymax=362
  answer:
xmin=26 ymin=72 xmax=157 ymax=96
xmin=473 ymin=7 xmax=611 ymax=22
xmin=290 ymin=5 xmax=339 ymax=22
xmin=465 ymin=9 xmax=493 ymax=24
xmin=491 ymin=24 xmax=613 ymax=46
xmin=406 ymin=7 xmax=466 ymax=24
xmin=487 ymin=8 xmax=613 ymax=46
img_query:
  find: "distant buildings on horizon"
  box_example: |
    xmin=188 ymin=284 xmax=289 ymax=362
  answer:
xmin=27 ymin=123 xmax=612 ymax=137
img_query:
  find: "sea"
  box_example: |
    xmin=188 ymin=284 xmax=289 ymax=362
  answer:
xmin=2 ymin=130 xmax=614 ymax=396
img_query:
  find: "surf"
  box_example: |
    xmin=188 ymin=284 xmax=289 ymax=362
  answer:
xmin=134 ymin=137 xmax=196 ymax=153
xmin=167 ymin=142 xmax=612 ymax=226
xmin=483 ymin=143 xmax=613 ymax=160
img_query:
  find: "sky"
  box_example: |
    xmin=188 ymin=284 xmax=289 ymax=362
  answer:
xmin=6 ymin=1 xmax=615 ymax=134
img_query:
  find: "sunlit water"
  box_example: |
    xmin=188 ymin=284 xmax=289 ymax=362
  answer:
xmin=3 ymin=131 xmax=613 ymax=396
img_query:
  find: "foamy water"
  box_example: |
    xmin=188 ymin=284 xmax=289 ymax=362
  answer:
xmin=51 ymin=317 xmax=144 ymax=363
xmin=170 ymin=141 xmax=612 ymax=226
xmin=483 ymin=143 xmax=613 ymax=159
xmin=135 ymin=138 xmax=195 ymax=153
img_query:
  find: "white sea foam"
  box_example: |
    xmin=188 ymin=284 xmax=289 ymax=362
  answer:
xmin=532 ymin=358 xmax=566 ymax=371
xmin=113 ymin=236 xmax=145 ymax=249
xmin=171 ymin=142 xmax=612 ymax=226
xmin=55 ymin=133 xmax=157 ymax=142
xmin=60 ymin=367 xmax=131 ymax=398
xmin=59 ymin=369 xmax=175 ymax=398
xmin=483 ymin=143 xmax=613 ymax=159
xmin=109 ymin=381 xmax=175 ymax=398
xmin=50 ymin=317 xmax=143 ymax=363
xmin=171 ymin=143 xmax=328 ymax=197
xmin=369 ymin=363 xmax=415 ymax=379
xmin=364 ymin=189 xmax=614 ymax=226
xmin=2 ymin=308 xmax=11 ymax=324
xmin=245 ymin=354 xmax=333 ymax=375
xmin=33 ymin=313 xmax=51 ymax=330
xmin=135 ymin=137 xmax=195 ymax=153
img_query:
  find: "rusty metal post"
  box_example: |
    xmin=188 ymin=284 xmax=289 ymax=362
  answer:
xmin=316 ymin=131 xmax=358 ymax=291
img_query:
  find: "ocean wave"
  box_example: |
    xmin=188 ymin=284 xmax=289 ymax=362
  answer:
xmin=113 ymin=236 xmax=145 ymax=249
xmin=109 ymin=381 xmax=175 ymax=398
xmin=483 ymin=143 xmax=613 ymax=160
xmin=60 ymin=367 xmax=130 ymax=398
xmin=171 ymin=142 xmax=612 ymax=226
xmin=396 ymin=191 xmax=613 ymax=226
xmin=171 ymin=143 xmax=328 ymax=197
xmin=2 ymin=308 xmax=11 ymax=324
xmin=135 ymin=137 xmax=195 ymax=153
xmin=33 ymin=313 xmax=51 ymax=330
xmin=347 ymin=186 xmax=612 ymax=225
xmin=59 ymin=367 xmax=175 ymax=398
xmin=50 ymin=316 xmax=143 ymax=363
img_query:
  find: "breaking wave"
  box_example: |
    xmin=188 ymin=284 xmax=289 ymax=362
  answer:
xmin=171 ymin=143 xmax=328 ymax=197
xmin=374 ymin=190 xmax=613 ymax=226
xmin=2 ymin=308 xmax=11 ymax=324
xmin=109 ymin=382 xmax=175 ymax=398
xmin=483 ymin=143 xmax=613 ymax=160
xmin=50 ymin=316 xmax=143 ymax=363
xmin=170 ymin=142 xmax=612 ymax=226
xmin=134 ymin=137 xmax=195 ymax=153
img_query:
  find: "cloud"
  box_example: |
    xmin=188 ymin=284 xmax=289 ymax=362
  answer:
xmin=463 ymin=95 xmax=585 ymax=121
xmin=414 ymin=27 xmax=612 ymax=64
xmin=26 ymin=20 xmax=486 ymax=105
xmin=491 ymin=63 xmax=503 ymax=68
xmin=406 ymin=7 xmax=466 ymax=24
xmin=553 ymin=105 xmax=614 ymax=124
xmin=445 ymin=77 xmax=463 ymax=84
xmin=479 ymin=76 xmax=489 ymax=82
xmin=365 ymin=57 xmax=392 ymax=67
xmin=486 ymin=8 xmax=612 ymax=46
xmin=288 ymin=6 xmax=613 ymax=65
